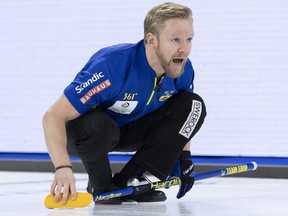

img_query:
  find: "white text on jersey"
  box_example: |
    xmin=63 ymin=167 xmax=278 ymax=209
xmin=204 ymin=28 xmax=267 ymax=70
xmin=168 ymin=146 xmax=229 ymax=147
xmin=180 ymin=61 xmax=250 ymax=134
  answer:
xmin=75 ymin=72 xmax=104 ymax=94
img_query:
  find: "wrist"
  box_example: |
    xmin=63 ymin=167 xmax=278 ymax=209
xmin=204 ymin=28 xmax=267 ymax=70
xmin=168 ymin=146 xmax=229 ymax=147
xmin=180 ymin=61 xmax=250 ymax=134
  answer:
xmin=54 ymin=165 xmax=73 ymax=172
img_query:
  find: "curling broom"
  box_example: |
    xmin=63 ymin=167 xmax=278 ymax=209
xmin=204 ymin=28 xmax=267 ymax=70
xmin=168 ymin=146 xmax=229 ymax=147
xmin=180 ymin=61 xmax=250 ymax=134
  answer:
xmin=44 ymin=161 xmax=257 ymax=208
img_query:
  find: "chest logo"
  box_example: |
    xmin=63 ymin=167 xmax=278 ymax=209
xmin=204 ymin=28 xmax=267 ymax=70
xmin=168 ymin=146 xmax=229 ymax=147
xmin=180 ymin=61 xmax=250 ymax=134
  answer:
xmin=108 ymin=101 xmax=138 ymax=114
xmin=159 ymin=91 xmax=174 ymax=102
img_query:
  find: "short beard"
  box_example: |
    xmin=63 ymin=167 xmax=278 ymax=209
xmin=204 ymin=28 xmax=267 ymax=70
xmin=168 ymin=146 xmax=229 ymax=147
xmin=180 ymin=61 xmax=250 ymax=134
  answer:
xmin=155 ymin=46 xmax=185 ymax=79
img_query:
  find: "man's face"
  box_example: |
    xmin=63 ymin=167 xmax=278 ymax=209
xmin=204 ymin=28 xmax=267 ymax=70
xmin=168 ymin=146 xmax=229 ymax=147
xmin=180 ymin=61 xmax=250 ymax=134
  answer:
xmin=155 ymin=18 xmax=194 ymax=78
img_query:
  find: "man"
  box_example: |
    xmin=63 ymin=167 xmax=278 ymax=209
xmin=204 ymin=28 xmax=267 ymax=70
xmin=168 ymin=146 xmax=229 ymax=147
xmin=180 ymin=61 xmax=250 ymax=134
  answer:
xmin=42 ymin=2 xmax=206 ymax=205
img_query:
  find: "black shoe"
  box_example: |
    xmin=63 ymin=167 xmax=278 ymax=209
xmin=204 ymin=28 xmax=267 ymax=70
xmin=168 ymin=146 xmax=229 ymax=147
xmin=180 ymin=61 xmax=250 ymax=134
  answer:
xmin=124 ymin=190 xmax=167 ymax=202
xmin=86 ymin=181 xmax=123 ymax=205
xmin=113 ymin=174 xmax=167 ymax=203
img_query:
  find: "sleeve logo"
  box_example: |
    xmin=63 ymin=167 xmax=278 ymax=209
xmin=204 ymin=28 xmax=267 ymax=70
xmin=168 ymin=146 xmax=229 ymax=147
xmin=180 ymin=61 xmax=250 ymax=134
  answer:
xmin=80 ymin=79 xmax=111 ymax=104
xmin=75 ymin=72 xmax=104 ymax=94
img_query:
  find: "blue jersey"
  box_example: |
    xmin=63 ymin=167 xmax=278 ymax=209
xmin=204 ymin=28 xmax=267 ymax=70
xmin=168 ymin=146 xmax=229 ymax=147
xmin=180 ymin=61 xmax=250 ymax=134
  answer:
xmin=64 ymin=40 xmax=195 ymax=128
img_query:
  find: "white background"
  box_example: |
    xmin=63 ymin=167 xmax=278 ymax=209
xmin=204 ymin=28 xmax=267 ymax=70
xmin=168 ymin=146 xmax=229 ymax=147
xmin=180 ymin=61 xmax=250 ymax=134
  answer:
xmin=0 ymin=0 xmax=287 ymax=156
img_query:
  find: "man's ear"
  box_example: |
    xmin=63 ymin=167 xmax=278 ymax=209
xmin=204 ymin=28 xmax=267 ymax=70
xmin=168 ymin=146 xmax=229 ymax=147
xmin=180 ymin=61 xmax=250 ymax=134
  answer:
xmin=145 ymin=33 xmax=158 ymax=48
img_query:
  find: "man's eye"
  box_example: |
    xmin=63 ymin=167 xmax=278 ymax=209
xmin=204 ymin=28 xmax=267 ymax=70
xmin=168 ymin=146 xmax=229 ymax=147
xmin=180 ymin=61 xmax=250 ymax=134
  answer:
xmin=172 ymin=38 xmax=180 ymax=43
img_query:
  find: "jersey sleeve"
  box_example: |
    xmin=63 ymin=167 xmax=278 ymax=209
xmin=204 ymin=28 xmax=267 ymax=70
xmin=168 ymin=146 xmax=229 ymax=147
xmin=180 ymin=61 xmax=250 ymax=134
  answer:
xmin=64 ymin=56 xmax=120 ymax=114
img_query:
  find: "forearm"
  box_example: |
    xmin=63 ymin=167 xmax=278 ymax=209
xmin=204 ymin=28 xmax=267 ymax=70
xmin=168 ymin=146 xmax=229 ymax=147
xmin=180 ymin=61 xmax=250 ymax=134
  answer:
xmin=42 ymin=110 xmax=71 ymax=168
xmin=42 ymin=94 xmax=80 ymax=203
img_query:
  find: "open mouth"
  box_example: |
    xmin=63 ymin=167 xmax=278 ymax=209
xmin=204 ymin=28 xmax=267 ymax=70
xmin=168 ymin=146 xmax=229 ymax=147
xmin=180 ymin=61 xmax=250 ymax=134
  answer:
xmin=172 ymin=58 xmax=185 ymax=65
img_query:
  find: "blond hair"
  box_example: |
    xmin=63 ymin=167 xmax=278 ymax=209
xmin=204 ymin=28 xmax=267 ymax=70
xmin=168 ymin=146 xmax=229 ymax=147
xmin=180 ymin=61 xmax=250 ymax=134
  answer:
xmin=144 ymin=2 xmax=192 ymax=42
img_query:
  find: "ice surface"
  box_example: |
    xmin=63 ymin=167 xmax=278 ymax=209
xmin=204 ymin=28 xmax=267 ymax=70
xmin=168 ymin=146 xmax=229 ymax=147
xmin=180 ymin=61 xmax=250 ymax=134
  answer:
xmin=0 ymin=171 xmax=287 ymax=216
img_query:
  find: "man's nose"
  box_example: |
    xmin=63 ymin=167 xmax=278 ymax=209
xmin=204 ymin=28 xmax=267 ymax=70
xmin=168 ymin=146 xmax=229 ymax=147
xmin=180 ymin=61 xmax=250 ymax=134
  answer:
xmin=178 ymin=42 xmax=191 ymax=54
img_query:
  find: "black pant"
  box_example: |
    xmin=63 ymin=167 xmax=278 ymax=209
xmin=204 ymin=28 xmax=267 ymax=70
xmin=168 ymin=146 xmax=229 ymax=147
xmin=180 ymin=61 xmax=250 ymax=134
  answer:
xmin=66 ymin=92 xmax=206 ymax=190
